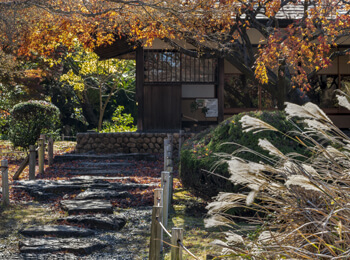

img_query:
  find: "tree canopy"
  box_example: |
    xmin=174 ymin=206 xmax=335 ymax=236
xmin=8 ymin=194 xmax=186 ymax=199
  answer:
xmin=1 ymin=0 xmax=350 ymax=107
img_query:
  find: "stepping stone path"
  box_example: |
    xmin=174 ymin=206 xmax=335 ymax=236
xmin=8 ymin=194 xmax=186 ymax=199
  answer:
xmin=20 ymin=225 xmax=95 ymax=237
xmin=11 ymin=154 xmax=159 ymax=257
xmin=60 ymin=199 xmax=114 ymax=215
xmin=19 ymin=238 xmax=107 ymax=254
xmin=58 ymin=214 xmax=127 ymax=230
xmin=75 ymin=189 xmax=131 ymax=200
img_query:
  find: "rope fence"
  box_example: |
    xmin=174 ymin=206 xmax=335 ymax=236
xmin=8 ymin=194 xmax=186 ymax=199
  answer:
xmin=149 ymin=132 xmax=201 ymax=260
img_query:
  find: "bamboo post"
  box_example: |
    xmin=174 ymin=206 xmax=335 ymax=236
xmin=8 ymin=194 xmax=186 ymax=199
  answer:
xmin=38 ymin=138 xmax=44 ymax=175
xmin=161 ymin=171 xmax=170 ymax=229
xmin=48 ymin=137 xmax=54 ymax=166
xmin=171 ymin=228 xmax=184 ymax=260
xmin=164 ymin=138 xmax=170 ymax=171
xmin=29 ymin=145 xmax=36 ymax=180
xmin=1 ymin=160 xmax=9 ymax=206
xmin=149 ymin=206 xmax=162 ymax=260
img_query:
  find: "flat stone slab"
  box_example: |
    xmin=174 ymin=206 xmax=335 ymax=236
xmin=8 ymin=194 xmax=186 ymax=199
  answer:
xmin=79 ymin=162 xmax=132 ymax=167
xmin=13 ymin=179 xmax=110 ymax=200
xmin=75 ymin=189 xmax=131 ymax=200
xmin=71 ymin=176 xmax=134 ymax=181
xmin=20 ymin=225 xmax=95 ymax=238
xmin=54 ymin=153 xmax=156 ymax=163
xmin=59 ymin=214 xmax=127 ymax=231
xmin=19 ymin=237 xmax=107 ymax=254
xmin=13 ymin=179 xmax=156 ymax=201
xmin=60 ymin=199 xmax=113 ymax=215
xmin=68 ymin=170 xmax=132 ymax=176
xmin=108 ymin=182 xmax=158 ymax=191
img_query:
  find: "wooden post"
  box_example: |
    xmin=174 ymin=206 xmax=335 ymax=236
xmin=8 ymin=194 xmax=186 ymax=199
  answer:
xmin=1 ymin=160 xmax=9 ymax=206
xmin=161 ymin=171 xmax=170 ymax=229
xmin=154 ymin=188 xmax=163 ymax=207
xmin=154 ymin=188 xmax=163 ymax=250
xmin=149 ymin=206 xmax=162 ymax=260
xmin=12 ymin=154 xmax=29 ymax=180
xmin=178 ymin=130 xmax=184 ymax=159
xmin=40 ymin=134 xmax=46 ymax=146
xmin=61 ymin=134 xmax=65 ymax=141
xmin=38 ymin=138 xmax=44 ymax=175
xmin=29 ymin=145 xmax=36 ymax=180
xmin=48 ymin=137 xmax=54 ymax=166
xmin=166 ymin=134 xmax=174 ymax=203
xmin=136 ymin=46 xmax=144 ymax=131
xmin=164 ymin=138 xmax=170 ymax=171
xmin=218 ymin=57 xmax=225 ymax=123
xmin=166 ymin=134 xmax=174 ymax=172
xmin=171 ymin=228 xmax=184 ymax=260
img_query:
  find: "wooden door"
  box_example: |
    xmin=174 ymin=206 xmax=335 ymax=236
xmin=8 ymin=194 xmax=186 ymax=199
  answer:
xmin=144 ymin=84 xmax=181 ymax=130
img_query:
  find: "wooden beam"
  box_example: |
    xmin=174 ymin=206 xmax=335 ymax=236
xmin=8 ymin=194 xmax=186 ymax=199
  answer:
xmin=136 ymin=46 xmax=144 ymax=131
xmin=218 ymin=58 xmax=225 ymax=122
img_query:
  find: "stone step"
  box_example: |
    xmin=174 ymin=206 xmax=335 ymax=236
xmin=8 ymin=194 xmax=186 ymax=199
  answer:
xmin=58 ymin=214 xmax=126 ymax=231
xmin=19 ymin=253 xmax=77 ymax=259
xmin=57 ymin=162 xmax=133 ymax=171
xmin=79 ymin=162 xmax=133 ymax=167
xmin=54 ymin=153 xmax=156 ymax=163
xmin=70 ymin=176 xmax=135 ymax=181
xmin=13 ymin=179 xmax=156 ymax=201
xmin=68 ymin=170 xmax=133 ymax=176
xmin=13 ymin=179 xmax=110 ymax=200
xmin=60 ymin=199 xmax=113 ymax=215
xmin=20 ymin=225 xmax=95 ymax=238
xmin=75 ymin=189 xmax=131 ymax=200
xmin=19 ymin=237 xmax=107 ymax=254
xmin=107 ymin=182 xmax=157 ymax=191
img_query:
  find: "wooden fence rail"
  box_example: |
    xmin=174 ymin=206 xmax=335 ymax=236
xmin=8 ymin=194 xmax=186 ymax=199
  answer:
xmin=4 ymin=134 xmax=61 ymax=181
xmin=149 ymin=186 xmax=200 ymax=259
xmin=149 ymin=131 xmax=201 ymax=259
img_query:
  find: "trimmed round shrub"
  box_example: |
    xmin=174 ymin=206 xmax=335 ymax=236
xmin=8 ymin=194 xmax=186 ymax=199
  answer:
xmin=8 ymin=100 xmax=60 ymax=149
xmin=180 ymin=110 xmax=308 ymax=200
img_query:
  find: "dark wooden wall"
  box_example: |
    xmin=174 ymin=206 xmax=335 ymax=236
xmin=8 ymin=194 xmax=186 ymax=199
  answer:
xmin=144 ymin=84 xmax=182 ymax=130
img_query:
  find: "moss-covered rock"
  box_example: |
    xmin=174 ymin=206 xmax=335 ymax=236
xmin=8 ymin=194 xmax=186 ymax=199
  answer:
xmin=180 ymin=110 xmax=307 ymax=200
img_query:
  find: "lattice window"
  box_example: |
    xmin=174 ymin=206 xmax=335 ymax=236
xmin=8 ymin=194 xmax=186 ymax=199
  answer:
xmin=144 ymin=51 xmax=217 ymax=83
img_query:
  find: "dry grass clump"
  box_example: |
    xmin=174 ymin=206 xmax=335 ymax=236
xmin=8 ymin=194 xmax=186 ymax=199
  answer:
xmin=206 ymin=99 xmax=350 ymax=259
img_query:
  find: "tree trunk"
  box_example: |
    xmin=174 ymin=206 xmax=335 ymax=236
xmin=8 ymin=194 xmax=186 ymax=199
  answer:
xmin=80 ymin=91 xmax=98 ymax=128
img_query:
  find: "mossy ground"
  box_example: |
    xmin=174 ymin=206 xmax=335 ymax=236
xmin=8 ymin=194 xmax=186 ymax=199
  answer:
xmin=0 ymin=202 xmax=61 ymax=254
xmin=162 ymin=187 xmax=225 ymax=259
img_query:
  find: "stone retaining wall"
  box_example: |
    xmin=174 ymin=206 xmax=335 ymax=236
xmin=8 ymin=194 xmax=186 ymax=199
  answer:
xmin=76 ymin=132 xmax=193 ymax=154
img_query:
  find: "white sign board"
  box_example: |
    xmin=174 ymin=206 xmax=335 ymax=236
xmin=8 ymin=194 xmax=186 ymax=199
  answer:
xmin=196 ymin=98 xmax=218 ymax=118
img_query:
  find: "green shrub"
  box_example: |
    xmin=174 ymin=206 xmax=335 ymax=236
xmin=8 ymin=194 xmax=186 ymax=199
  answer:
xmin=180 ymin=110 xmax=308 ymax=200
xmin=99 ymin=105 xmax=136 ymax=133
xmin=8 ymin=100 xmax=60 ymax=149
xmin=0 ymin=110 xmax=9 ymax=139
